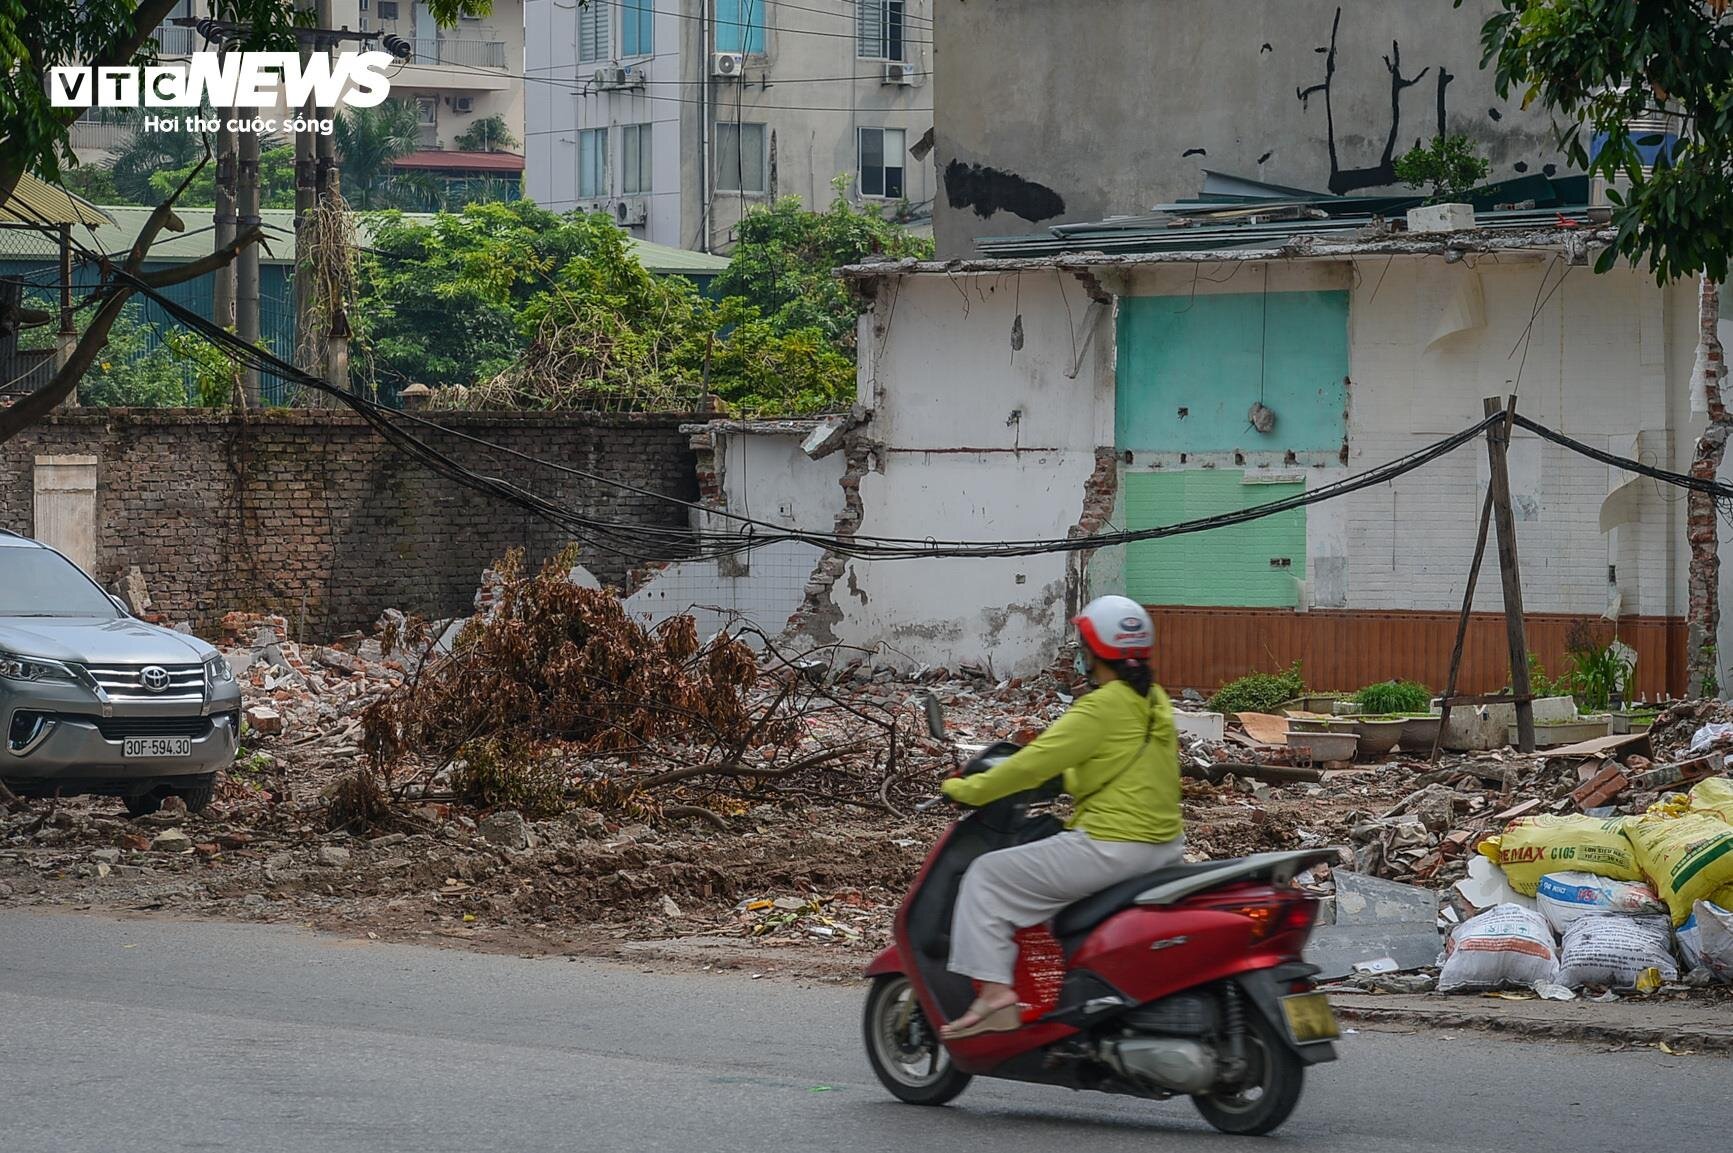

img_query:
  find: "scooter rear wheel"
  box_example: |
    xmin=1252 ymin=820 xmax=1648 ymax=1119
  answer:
xmin=862 ymin=975 xmax=972 ymax=1106
xmin=1191 ymin=1009 xmax=1305 ymax=1136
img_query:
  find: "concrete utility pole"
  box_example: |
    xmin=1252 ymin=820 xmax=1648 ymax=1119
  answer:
xmin=236 ymin=126 xmax=262 ymax=407
xmin=293 ymin=93 xmax=315 ymax=365
xmin=214 ymin=116 xmax=238 ymax=331
xmin=315 ymin=0 xmax=348 ymax=392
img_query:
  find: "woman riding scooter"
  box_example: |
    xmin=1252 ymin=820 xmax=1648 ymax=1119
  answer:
xmin=937 ymin=595 xmax=1184 ymax=1040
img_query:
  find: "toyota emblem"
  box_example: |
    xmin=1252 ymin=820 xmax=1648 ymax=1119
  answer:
xmin=140 ymin=665 xmax=172 ymax=693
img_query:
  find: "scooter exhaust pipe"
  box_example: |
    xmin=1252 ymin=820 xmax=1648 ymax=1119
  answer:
xmin=1099 ymin=1036 xmax=1219 ymax=1096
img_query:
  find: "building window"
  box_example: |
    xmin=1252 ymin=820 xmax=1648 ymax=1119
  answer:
xmin=622 ymin=124 xmax=652 ymax=195
xmin=858 ymin=127 xmax=905 ymax=198
xmin=715 ymin=122 xmax=767 ymax=193
xmin=578 ymin=0 xmax=610 ymax=63
xmin=714 ymin=0 xmax=766 ymax=55
xmin=856 ymin=0 xmax=904 ymax=61
xmin=622 ymin=0 xmax=654 ymax=57
xmin=579 ymin=127 xmax=609 ymax=198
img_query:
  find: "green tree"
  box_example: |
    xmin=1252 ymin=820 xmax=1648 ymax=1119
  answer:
xmin=1471 ymin=0 xmax=1733 ymax=282
xmin=334 ymin=99 xmax=422 ymax=208
xmin=76 ymin=305 xmax=189 ymax=408
xmin=712 ymin=183 xmax=933 ymax=352
xmin=354 ymin=199 xmax=854 ymax=413
xmin=149 ymin=144 xmax=297 ymax=208
xmin=107 ymin=112 xmax=206 ymax=204
xmin=453 ymin=115 xmax=519 ymax=153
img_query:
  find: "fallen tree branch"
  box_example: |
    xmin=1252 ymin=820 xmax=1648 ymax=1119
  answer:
xmin=637 ymin=742 xmax=869 ymax=789
xmin=664 ymin=804 xmax=728 ymax=829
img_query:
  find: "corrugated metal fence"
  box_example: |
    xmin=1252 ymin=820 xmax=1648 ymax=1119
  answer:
xmin=1146 ymin=606 xmax=1686 ymax=701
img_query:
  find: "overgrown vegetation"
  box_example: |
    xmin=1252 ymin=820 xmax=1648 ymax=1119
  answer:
xmin=1353 ymin=680 xmax=1433 ymax=715
xmin=357 ymin=196 xmax=904 ymax=414
xmin=1394 ymin=133 xmax=1490 ymax=203
xmin=453 ymin=115 xmax=519 ymax=153
xmin=1565 ymin=620 xmax=1636 ymax=712
xmin=1208 ymin=663 xmax=1305 ymax=715
xmin=450 ymin=736 xmax=568 ymax=816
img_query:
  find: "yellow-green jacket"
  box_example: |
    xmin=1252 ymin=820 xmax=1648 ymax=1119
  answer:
xmin=940 ymin=679 xmax=1183 ymax=843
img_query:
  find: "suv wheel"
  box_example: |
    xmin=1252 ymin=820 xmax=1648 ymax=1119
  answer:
xmin=176 ymin=773 xmax=217 ymax=814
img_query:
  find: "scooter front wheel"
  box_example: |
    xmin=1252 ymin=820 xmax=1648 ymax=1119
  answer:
xmin=862 ymin=974 xmax=972 ymax=1106
xmin=1191 ymin=1008 xmax=1305 ymax=1136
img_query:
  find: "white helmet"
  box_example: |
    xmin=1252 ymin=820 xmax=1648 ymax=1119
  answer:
xmin=1074 ymin=594 xmax=1154 ymax=661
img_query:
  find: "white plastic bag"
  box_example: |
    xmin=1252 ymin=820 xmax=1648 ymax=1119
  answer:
xmin=1555 ymin=915 xmax=1677 ymax=989
xmin=1438 ymin=904 xmax=1559 ymax=993
xmin=1678 ymin=900 xmax=1733 ymax=982
xmin=1535 ymin=872 xmax=1667 ymax=934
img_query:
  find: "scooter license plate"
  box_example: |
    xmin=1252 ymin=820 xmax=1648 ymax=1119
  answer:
xmin=1280 ymin=993 xmax=1340 ymax=1044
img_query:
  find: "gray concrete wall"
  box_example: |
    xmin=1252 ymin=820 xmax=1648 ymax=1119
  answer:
xmin=934 ymin=0 xmax=1567 ymax=256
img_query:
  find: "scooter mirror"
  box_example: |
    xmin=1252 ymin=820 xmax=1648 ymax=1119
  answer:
xmin=922 ymin=693 xmax=946 ymax=740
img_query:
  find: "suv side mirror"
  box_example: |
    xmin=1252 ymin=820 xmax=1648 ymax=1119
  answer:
xmin=109 ymin=594 xmax=130 ymax=614
xmin=921 ymin=693 xmax=946 ymax=740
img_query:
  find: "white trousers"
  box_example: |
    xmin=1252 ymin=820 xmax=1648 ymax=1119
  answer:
xmin=948 ymin=829 xmax=1187 ymax=986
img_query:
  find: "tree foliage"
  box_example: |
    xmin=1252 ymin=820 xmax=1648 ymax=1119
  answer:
xmin=334 ymin=99 xmax=422 ymax=208
xmin=150 ymin=143 xmax=297 ymax=208
xmin=453 ymin=115 xmax=519 ymax=153
xmin=76 ymin=304 xmax=190 ymax=408
xmin=1394 ymin=133 xmax=1490 ymax=202
xmin=711 ymin=181 xmax=934 ymax=350
xmin=1469 ymin=0 xmax=1733 ymax=282
xmin=356 ymin=198 xmax=871 ymax=415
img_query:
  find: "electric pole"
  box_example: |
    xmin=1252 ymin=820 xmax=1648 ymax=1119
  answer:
xmin=236 ymin=125 xmax=261 ymax=407
xmin=213 ymin=116 xmax=237 ymax=331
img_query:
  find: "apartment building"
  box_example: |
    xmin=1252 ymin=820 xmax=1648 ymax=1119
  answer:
xmin=525 ymin=0 xmax=934 ymax=250
xmin=75 ymin=1 xmax=525 ymax=174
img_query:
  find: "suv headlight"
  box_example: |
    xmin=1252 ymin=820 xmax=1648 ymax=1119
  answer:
xmin=204 ymin=653 xmax=235 ymax=685
xmin=0 ymin=651 xmax=78 ymax=682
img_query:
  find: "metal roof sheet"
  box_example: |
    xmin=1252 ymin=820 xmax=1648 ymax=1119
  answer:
xmin=0 ymin=174 xmax=115 ymax=228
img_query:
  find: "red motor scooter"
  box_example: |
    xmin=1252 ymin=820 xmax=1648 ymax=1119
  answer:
xmin=862 ymin=737 xmax=1340 ymax=1136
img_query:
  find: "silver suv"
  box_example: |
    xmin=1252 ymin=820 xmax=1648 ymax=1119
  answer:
xmin=1 ymin=530 xmax=241 ymax=816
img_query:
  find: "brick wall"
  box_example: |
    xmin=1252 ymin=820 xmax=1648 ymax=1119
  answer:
xmin=0 ymin=409 xmax=699 ymax=636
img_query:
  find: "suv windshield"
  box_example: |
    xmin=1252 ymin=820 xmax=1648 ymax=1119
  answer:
xmin=0 ymin=548 xmax=121 ymax=618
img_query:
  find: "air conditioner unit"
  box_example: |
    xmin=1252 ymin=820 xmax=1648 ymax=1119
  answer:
xmin=712 ymin=52 xmax=745 ymax=79
xmin=615 ymin=199 xmax=648 ymax=226
xmin=594 ymin=65 xmax=646 ymax=90
xmin=452 ymin=96 xmax=474 ymax=113
xmin=882 ymin=62 xmax=917 ymax=85
xmin=378 ymin=0 xmax=398 ymax=18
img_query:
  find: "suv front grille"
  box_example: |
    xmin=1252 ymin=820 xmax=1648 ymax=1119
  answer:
xmin=82 ymin=664 xmax=204 ymax=704
xmin=91 ymin=714 xmax=213 ymax=741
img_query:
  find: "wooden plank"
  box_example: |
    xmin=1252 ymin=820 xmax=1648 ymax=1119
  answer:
xmin=1484 ymin=396 xmax=1534 ymax=753
xmin=1542 ymin=732 xmax=1652 ymax=760
xmin=1434 ymin=487 xmax=1496 ymax=761
xmin=1234 ymin=711 xmax=1292 ymax=745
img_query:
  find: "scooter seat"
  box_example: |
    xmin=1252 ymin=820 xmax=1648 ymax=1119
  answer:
xmin=1052 ymin=860 xmax=1240 ymax=941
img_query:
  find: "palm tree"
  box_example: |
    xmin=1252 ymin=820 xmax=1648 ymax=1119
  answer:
xmin=105 ymin=109 xmax=207 ymax=205
xmin=334 ymin=99 xmax=422 ymax=209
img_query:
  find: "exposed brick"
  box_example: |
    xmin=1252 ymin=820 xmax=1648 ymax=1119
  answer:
xmin=0 ymin=409 xmax=699 ymax=636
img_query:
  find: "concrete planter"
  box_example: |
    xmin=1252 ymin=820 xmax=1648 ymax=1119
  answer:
xmin=1406 ymin=202 xmax=1476 ymax=233
xmin=1354 ymin=718 xmax=1407 ymax=757
xmin=1442 ymin=696 xmax=1578 ymax=751
xmin=1173 ymin=710 xmax=1226 ymax=744
xmin=1287 ymin=730 xmax=1359 ymax=763
xmin=1609 ymin=711 xmax=1658 ymax=736
xmin=1514 ymin=717 xmax=1613 ymax=748
xmin=1289 ymin=717 xmax=1358 ymax=734
xmin=1398 ymin=715 xmax=1443 ymax=752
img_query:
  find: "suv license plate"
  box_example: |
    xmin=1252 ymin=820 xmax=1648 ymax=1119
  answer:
xmin=124 ymin=737 xmax=191 ymax=758
xmin=1280 ymin=992 xmax=1340 ymax=1044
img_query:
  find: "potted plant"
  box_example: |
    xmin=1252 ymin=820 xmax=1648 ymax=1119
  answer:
xmin=1351 ymin=680 xmax=1432 ymax=755
xmin=1396 ymin=133 xmax=1490 ymax=234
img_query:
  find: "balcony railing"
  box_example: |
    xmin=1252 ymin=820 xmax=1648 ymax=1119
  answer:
xmin=410 ymin=39 xmax=507 ymax=69
xmin=70 ymin=115 xmax=130 ymax=154
xmin=151 ymin=25 xmax=198 ymax=57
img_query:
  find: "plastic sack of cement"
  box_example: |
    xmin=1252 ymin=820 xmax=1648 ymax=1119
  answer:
xmin=1535 ymin=872 xmax=1667 ymax=934
xmin=1555 ymin=915 xmax=1678 ymax=989
xmin=1689 ymin=777 xmax=1733 ymax=824
xmin=1438 ymin=903 xmax=1559 ymax=993
xmin=1477 ymin=815 xmax=1641 ymax=896
xmin=1678 ymin=899 xmax=1733 ymax=982
xmin=1625 ymin=812 xmax=1733 ymax=925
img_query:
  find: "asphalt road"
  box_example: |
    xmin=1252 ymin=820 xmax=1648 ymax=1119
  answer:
xmin=0 ymin=912 xmax=1725 ymax=1153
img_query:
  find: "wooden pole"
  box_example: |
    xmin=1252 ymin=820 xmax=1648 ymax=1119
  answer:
xmin=1484 ymin=395 xmax=1535 ymax=753
xmin=1430 ymin=487 xmax=1495 ymax=761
